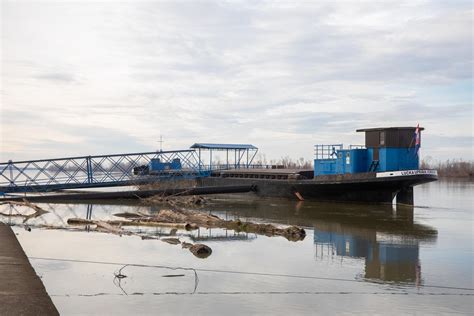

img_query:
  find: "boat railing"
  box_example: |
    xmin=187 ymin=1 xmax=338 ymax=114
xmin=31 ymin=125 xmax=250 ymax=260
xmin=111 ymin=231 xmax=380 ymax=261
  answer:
xmin=314 ymin=144 xmax=343 ymax=160
xmin=203 ymin=164 xmax=289 ymax=171
xmin=349 ymin=145 xmax=366 ymax=149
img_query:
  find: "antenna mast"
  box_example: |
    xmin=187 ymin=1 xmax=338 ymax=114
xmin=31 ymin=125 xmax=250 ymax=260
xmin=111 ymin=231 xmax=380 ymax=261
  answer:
xmin=158 ymin=135 xmax=164 ymax=152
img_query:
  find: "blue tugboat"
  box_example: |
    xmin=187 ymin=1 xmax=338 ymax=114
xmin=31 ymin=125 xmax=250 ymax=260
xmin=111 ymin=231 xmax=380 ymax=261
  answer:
xmin=202 ymin=126 xmax=438 ymax=204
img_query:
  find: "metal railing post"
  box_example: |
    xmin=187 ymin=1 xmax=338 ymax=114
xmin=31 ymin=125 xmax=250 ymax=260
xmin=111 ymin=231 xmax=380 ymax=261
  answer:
xmin=86 ymin=156 xmax=93 ymax=184
xmin=8 ymin=160 xmax=14 ymax=187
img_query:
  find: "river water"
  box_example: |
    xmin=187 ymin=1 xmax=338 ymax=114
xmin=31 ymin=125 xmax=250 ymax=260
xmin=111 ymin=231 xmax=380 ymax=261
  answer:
xmin=1 ymin=180 xmax=473 ymax=315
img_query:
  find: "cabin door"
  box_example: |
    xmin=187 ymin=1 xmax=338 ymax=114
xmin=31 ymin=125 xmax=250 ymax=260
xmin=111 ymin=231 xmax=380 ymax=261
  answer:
xmin=373 ymin=148 xmax=379 ymax=161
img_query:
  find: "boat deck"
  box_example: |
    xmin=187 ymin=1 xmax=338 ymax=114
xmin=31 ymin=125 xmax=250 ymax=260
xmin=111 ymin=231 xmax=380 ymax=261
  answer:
xmin=213 ymin=168 xmax=314 ymax=180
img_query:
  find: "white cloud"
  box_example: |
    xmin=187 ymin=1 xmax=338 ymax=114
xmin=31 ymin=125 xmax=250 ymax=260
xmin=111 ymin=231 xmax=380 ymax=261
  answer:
xmin=1 ymin=0 xmax=472 ymax=162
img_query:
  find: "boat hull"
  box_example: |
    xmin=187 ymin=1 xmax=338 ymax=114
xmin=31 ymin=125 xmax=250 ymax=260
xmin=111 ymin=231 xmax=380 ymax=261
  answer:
xmin=199 ymin=169 xmax=438 ymax=204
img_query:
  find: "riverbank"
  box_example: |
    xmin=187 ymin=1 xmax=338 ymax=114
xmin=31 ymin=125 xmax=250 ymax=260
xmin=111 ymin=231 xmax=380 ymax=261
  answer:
xmin=421 ymin=160 xmax=473 ymax=178
xmin=0 ymin=223 xmax=58 ymax=315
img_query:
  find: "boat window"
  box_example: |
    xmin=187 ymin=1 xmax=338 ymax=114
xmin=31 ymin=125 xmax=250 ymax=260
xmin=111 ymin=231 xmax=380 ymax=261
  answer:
xmin=380 ymin=131 xmax=385 ymax=146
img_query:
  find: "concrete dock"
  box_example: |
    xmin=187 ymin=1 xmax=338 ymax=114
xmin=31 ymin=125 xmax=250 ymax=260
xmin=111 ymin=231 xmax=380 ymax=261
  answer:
xmin=0 ymin=223 xmax=59 ymax=315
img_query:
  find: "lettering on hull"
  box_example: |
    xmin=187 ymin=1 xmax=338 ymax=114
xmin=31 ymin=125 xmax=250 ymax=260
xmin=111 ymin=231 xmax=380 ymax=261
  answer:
xmin=376 ymin=169 xmax=438 ymax=178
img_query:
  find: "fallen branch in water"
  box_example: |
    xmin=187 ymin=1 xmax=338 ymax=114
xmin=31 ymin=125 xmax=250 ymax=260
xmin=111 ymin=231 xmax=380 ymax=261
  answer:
xmin=96 ymin=220 xmax=129 ymax=235
xmin=67 ymin=217 xmax=210 ymax=258
xmin=141 ymin=195 xmax=207 ymax=208
xmin=67 ymin=218 xmax=131 ymax=236
xmin=112 ymin=209 xmax=306 ymax=241
xmin=67 ymin=216 xmax=198 ymax=230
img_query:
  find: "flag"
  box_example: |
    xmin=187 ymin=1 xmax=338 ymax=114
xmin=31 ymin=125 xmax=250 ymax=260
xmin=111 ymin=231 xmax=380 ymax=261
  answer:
xmin=414 ymin=124 xmax=421 ymax=156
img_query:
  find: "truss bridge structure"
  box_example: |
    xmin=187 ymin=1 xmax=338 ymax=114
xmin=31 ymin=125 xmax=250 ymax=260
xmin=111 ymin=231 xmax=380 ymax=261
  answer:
xmin=0 ymin=150 xmax=207 ymax=194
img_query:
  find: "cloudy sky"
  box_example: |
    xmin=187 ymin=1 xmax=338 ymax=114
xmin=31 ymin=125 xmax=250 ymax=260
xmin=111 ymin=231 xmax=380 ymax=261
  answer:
xmin=1 ymin=0 xmax=472 ymax=163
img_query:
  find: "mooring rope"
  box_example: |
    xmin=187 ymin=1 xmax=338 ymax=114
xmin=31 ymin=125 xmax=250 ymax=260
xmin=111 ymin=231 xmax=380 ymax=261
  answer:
xmin=48 ymin=291 xmax=473 ymax=297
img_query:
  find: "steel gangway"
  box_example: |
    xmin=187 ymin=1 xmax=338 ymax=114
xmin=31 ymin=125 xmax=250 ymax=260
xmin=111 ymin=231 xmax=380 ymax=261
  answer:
xmin=0 ymin=150 xmax=208 ymax=194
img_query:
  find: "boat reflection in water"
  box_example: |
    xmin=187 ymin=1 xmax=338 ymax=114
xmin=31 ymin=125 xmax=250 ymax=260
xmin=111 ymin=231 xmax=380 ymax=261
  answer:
xmin=313 ymin=226 xmax=422 ymax=284
xmin=205 ymin=198 xmax=437 ymax=286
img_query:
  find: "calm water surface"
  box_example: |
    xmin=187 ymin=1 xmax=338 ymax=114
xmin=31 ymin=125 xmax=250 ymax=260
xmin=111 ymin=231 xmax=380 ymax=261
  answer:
xmin=1 ymin=180 xmax=473 ymax=315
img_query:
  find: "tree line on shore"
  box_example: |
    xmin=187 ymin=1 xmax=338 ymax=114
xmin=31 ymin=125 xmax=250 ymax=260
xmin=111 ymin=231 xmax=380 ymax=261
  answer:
xmin=421 ymin=159 xmax=473 ymax=178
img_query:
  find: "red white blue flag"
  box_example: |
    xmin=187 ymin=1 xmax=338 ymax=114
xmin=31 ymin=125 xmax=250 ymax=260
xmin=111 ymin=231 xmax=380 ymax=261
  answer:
xmin=414 ymin=123 xmax=421 ymax=156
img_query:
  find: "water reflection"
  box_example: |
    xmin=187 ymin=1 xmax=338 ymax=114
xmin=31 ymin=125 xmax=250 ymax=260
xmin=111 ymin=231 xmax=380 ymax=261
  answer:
xmin=203 ymin=199 xmax=437 ymax=239
xmin=313 ymin=227 xmax=421 ymax=284
xmin=190 ymin=229 xmax=257 ymax=242
xmin=3 ymin=181 xmax=472 ymax=315
xmin=0 ymin=198 xmax=438 ymax=287
xmin=203 ymin=199 xmax=437 ymax=286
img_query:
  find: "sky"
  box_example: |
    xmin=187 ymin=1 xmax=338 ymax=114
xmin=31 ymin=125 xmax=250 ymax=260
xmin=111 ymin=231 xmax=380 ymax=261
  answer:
xmin=1 ymin=0 xmax=473 ymax=163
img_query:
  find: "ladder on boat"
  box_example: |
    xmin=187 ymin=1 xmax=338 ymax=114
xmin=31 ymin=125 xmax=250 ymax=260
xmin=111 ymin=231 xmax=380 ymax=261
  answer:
xmin=368 ymin=160 xmax=379 ymax=172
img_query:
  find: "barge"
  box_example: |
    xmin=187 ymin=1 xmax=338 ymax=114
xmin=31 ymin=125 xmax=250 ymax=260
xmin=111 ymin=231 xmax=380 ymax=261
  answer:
xmin=198 ymin=126 xmax=438 ymax=204
xmin=0 ymin=126 xmax=437 ymax=205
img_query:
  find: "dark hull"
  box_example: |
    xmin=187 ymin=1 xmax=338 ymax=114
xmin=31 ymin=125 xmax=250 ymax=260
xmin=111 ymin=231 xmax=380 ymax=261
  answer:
xmin=200 ymin=172 xmax=438 ymax=204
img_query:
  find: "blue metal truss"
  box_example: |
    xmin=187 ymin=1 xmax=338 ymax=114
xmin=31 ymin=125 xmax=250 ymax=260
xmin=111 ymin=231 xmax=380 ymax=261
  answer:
xmin=0 ymin=150 xmax=209 ymax=193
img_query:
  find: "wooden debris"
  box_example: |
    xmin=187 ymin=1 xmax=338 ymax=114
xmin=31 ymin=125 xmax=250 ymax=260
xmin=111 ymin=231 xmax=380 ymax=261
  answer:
xmin=67 ymin=218 xmax=92 ymax=225
xmin=142 ymin=195 xmax=207 ymax=207
xmin=141 ymin=235 xmax=159 ymax=240
xmin=181 ymin=242 xmax=193 ymax=249
xmin=66 ymin=218 xmax=130 ymax=235
xmin=161 ymin=274 xmax=185 ymax=278
xmin=69 ymin=217 xmax=191 ymax=230
xmin=71 ymin=208 xmax=305 ymax=241
xmin=65 ymin=207 xmax=306 ymax=260
xmin=184 ymin=223 xmax=199 ymax=231
xmin=161 ymin=238 xmax=181 ymax=245
xmin=113 ymin=212 xmax=143 ymax=219
xmin=121 ymin=209 xmax=306 ymax=241
xmin=221 ymin=220 xmax=306 ymax=241
xmin=189 ymin=244 xmax=212 ymax=259
xmin=66 ymin=217 xmax=213 ymax=258
xmin=95 ymin=221 xmax=127 ymax=235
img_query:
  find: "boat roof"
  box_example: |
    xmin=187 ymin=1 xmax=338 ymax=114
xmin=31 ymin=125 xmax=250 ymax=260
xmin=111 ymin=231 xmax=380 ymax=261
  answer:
xmin=190 ymin=143 xmax=258 ymax=150
xmin=356 ymin=127 xmax=424 ymax=132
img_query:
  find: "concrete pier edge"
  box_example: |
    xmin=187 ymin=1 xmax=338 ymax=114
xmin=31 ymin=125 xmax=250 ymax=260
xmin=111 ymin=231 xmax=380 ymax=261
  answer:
xmin=0 ymin=223 xmax=59 ymax=315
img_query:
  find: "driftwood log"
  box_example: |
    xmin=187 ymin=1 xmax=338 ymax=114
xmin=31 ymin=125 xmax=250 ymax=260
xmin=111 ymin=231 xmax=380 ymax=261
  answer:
xmin=67 ymin=218 xmax=131 ymax=236
xmin=142 ymin=195 xmax=207 ymax=207
xmin=67 ymin=217 xmax=211 ymax=258
xmin=189 ymin=244 xmax=212 ymax=259
xmin=112 ymin=209 xmax=306 ymax=241
xmin=67 ymin=208 xmax=305 ymax=259
xmin=67 ymin=217 xmax=198 ymax=230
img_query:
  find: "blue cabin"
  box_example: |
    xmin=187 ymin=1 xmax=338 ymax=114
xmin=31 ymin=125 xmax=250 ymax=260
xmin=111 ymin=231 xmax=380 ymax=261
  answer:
xmin=314 ymin=127 xmax=422 ymax=176
xmin=148 ymin=158 xmax=182 ymax=174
